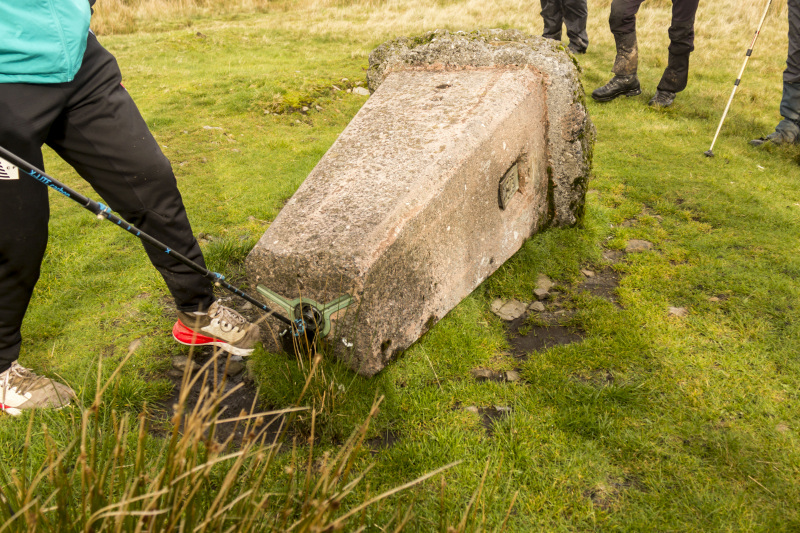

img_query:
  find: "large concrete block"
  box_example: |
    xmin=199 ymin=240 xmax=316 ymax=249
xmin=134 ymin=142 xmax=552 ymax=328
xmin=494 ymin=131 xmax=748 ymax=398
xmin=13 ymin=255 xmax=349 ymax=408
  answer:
xmin=246 ymin=29 xmax=594 ymax=376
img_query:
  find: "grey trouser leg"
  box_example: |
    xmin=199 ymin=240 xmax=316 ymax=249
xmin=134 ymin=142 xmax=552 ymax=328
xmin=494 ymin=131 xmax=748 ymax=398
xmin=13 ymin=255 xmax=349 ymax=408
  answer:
xmin=775 ymin=0 xmax=800 ymax=137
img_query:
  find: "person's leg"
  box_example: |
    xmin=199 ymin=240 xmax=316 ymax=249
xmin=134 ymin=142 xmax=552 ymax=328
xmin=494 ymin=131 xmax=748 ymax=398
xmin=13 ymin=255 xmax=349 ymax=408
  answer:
xmin=46 ymin=33 xmax=215 ymax=313
xmin=752 ymin=0 xmax=800 ymax=146
xmin=541 ymin=0 xmax=564 ymax=42
xmin=0 ymin=85 xmax=63 ymax=374
xmin=0 ymin=83 xmax=77 ymax=414
xmin=563 ymin=0 xmax=589 ymax=54
xmin=592 ymin=0 xmax=645 ymax=101
xmin=650 ymin=0 xmax=700 ymax=107
xmin=48 ymin=33 xmax=259 ymax=355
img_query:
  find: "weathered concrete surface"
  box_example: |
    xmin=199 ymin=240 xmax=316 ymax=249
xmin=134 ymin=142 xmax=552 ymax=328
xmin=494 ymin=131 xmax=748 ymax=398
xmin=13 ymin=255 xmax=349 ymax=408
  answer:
xmin=246 ymin=29 xmax=593 ymax=376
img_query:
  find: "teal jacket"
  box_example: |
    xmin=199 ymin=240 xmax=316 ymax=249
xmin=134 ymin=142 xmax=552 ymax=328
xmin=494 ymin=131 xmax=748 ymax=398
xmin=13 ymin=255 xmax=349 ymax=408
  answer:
xmin=0 ymin=0 xmax=92 ymax=84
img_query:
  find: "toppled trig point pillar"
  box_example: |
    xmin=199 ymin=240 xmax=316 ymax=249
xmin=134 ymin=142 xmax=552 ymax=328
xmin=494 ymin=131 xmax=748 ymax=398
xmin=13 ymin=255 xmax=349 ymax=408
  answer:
xmin=246 ymin=29 xmax=594 ymax=376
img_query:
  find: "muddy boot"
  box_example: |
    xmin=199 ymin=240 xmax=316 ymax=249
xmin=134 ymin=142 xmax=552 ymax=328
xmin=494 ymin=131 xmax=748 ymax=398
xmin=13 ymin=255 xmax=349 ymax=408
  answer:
xmin=592 ymin=33 xmax=641 ymax=102
xmin=751 ymin=81 xmax=800 ymax=147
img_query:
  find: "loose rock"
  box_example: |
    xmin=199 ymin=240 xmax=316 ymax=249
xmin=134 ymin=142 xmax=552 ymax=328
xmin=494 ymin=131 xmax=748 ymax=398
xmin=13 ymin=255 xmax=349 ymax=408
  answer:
xmin=625 ymin=239 xmax=653 ymax=253
xmin=534 ymin=288 xmax=550 ymax=301
xmin=536 ymin=274 xmax=555 ymax=292
xmin=529 ymin=301 xmax=546 ymax=312
xmin=581 ymin=269 xmax=595 ymax=278
xmin=668 ymin=306 xmax=689 ymax=317
xmin=172 ymin=355 xmax=200 ymax=373
xmin=491 ymin=299 xmax=529 ymax=321
xmin=352 ymin=87 xmax=370 ymax=96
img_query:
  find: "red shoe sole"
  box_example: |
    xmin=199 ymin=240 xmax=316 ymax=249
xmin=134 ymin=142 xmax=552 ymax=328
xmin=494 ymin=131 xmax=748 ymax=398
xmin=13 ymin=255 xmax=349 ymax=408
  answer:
xmin=172 ymin=320 xmax=254 ymax=356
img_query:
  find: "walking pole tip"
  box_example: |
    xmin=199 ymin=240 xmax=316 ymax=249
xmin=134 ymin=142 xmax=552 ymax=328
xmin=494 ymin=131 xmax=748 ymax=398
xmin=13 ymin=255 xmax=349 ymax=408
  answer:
xmin=704 ymin=149 xmax=714 ymax=158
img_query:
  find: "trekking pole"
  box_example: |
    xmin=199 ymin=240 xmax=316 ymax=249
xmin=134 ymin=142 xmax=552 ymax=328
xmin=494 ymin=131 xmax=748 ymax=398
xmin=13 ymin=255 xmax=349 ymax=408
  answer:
xmin=705 ymin=0 xmax=773 ymax=157
xmin=0 ymin=145 xmax=294 ymax=328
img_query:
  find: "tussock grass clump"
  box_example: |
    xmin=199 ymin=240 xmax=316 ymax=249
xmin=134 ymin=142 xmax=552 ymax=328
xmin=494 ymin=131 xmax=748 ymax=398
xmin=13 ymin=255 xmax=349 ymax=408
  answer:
xmin=0 ymin=347 xmax=453 ymax=531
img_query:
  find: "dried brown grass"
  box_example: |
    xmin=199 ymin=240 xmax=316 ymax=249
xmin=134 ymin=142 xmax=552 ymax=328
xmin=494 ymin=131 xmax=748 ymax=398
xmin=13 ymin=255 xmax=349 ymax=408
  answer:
xmin=92 ymin=0 xmax=788 ymax=40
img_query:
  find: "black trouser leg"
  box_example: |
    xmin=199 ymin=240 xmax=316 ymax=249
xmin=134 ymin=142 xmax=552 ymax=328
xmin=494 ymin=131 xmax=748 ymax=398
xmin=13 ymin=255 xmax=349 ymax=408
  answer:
xmin=563 ymin=0 xmax=589 ymax=52
xmin=656 ymin=0 xmax=700 ymax=93
xmin=48 ymin=34 xmax=214 ymax=312
xmin=541 ymin=0 xmax=564 ymax=41
xmin=0 ymin=33 xmax=214 ymax=372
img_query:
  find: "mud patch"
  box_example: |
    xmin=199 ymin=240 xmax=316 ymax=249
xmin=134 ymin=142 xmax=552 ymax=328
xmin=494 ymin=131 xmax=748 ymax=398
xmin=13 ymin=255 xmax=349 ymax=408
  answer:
xmin=154 ymin=349 xmax=284 ymax=446
xmin=509 ymin=324 xmax=584 ymax=358
xmin=478 ymin=406 xmax=512 ymax=436
xmin=366 ymin=429 xmax=401 ymax=454
xmin=579 ymin=267 xmax=621 ymax=305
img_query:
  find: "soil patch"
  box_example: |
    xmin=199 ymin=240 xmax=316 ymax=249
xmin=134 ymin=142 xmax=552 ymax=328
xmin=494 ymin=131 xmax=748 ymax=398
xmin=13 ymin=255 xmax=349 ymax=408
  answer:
xmin=509 ymin=324 xmax=584 ymax=358
xmin=153 ymin=346 xmax=284 ymax=447
xmin=479 ymin=406 xmax=512 ymax=436
xmin=366 ymin=429 xmax=401 ymax=454
xmin=579 ymin=267 xmax=621 ymax=305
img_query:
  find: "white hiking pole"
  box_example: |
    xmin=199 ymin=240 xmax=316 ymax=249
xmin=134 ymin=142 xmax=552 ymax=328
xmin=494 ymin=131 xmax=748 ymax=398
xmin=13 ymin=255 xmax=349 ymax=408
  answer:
xmin=705 ymin=0 xmax=774 ymax=157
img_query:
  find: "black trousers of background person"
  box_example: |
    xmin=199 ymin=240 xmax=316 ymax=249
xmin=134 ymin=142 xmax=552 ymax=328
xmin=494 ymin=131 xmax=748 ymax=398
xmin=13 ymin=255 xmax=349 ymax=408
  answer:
xmin=540 ymin=0 xmax=589 ymax=52
xmin=0 ymin=32 xmax=214 ymax=373
xmin=609 ymin=0 xmax=700 ymax=93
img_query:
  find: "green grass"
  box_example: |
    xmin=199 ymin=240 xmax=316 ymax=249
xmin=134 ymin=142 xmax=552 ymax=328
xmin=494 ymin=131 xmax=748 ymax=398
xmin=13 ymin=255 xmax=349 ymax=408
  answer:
xmin=2 ymin=3 xmax=799 ymax=531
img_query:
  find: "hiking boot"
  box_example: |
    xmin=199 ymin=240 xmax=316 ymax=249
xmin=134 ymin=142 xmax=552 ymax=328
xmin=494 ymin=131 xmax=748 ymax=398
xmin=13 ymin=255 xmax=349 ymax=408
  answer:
xmin=173 ymin=300 xmax=261 ymax=356
xmin=648 ymin=90 xmax=676 ymax=108
xmin=749 ymin=129 xmax=798 ymax=147
xmin=591 ymin=75 xmax=641 ymax=102
xmin=0 ymin=362 xmax=76 ymax=416
xmin=568 ymin=43 xmax=586 ymax=55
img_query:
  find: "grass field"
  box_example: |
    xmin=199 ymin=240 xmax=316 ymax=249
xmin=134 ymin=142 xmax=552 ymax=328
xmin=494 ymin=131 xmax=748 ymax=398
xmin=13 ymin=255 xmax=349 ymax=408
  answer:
xmin=1 ymin=0 xmax=798 ymax=530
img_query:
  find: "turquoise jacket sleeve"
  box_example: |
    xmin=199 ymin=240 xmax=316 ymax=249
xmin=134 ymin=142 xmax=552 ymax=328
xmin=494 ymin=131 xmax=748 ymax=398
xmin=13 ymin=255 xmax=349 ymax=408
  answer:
xmin=0 ymin=0 xmax=92 ymax=84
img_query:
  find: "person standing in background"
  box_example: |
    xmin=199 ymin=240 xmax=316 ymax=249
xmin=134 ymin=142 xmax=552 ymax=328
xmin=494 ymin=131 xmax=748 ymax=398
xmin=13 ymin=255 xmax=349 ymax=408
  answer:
xmin=751 ymin=0 xmax=800 ymax=147
xmin=591 ymin=0 xmax=701 ymax=108
xmin=540 ymin=0 xmax=590 ymax=54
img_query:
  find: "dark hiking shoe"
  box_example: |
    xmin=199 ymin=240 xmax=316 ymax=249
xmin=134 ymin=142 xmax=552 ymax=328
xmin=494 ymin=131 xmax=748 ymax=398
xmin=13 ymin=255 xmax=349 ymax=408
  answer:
xmin=174 ymin=300 xmax=261 ymax=356
xmin=648 ymin=90 xmax=676 ymax=108
xmin=591 ymin=75 xmax=641 ymax=102
xmin=568 ymin=43 xmax=586 ymax=55
xmin=750 ymin=121 xmax=800 ymax=147
xmin=0 ymin=362 xmax=76 ymax=416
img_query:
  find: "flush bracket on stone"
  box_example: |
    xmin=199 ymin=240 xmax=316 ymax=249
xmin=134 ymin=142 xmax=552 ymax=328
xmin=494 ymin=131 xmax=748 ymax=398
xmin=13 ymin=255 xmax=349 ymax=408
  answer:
xmin=255 ymin=285 xmax=353 ymax=338
xmin=498 ymin=162 xmax=519 ymax=210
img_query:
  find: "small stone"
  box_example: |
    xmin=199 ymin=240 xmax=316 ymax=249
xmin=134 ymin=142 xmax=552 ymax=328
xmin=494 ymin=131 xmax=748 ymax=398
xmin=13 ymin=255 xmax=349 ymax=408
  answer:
xmin=668 ymin=306 xmax=689 ymax=317
xmin=529 ymin=301 xmax=545 ymax=312
xmin=225 ymin=360 xmax=246 ymax=377
xmin=603 ymin=249 xmax=624 ymax=263
xmin=167 ymin=369 xmax=184 ymax=379
xmin=536 ymin=274 xmax=555 ymax=292
xmin=172 ymin=355 xmax=200 ymax=373
xmin=464 ymin=405 xmax=479 ymax=414
xmin=581 ymin=269 xmax=595 ymax=278
xmin=534 ymin=288 xmax=550 ymax=300
xmin=471 ymin=368 xmax=495 ymax=381
xmin=490 ymin=298 xmax=505 ymax=314
xmin=352 ymin=87 xmax=370 ymax=96
xmin=504 ymin=370 xmax=520 ymax=382
xmin=302 ymin=106 xmax=309 ymax=112
xmin=708 ymin=296 xmax=720 ymax=302
xmin=240 ymin=302 xmax=254 ymax=311
xmin=625 ymin=239 xmax=653 ymax=253
xmin=494 ymin=299 xmax=528 ymax=321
